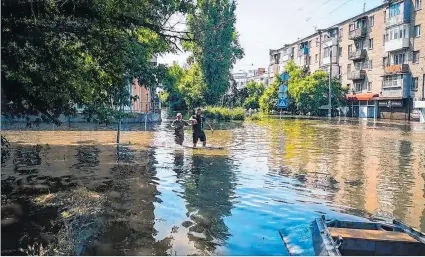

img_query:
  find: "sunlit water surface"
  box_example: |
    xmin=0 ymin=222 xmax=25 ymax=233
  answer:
xmin=2 ymin=113 xmax=425 ymax=255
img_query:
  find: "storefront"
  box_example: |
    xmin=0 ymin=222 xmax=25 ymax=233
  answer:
xmin=374 ymin=97 xmax=409 ymax=120
xmin=346 ymin=93 xmax=379 ymax=118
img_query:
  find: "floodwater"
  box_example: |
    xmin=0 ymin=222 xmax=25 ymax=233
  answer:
xmin=1 ymin=113 xmax=425 ymax=255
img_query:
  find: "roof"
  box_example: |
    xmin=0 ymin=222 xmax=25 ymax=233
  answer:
xmin=269 ymin=3 xmax=387 ymax=53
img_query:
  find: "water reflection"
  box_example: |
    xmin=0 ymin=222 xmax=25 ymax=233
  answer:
xmin=1 ymin=116 xmax=425 ymax=255
xmin=179 ymin=154 xmax=236 ymax=254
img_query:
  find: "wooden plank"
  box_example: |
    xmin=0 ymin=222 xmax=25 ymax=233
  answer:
xmin=329 ymin=228 xmax=419 ymax=243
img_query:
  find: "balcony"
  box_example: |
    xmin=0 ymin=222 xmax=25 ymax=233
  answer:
xmin=323 ymin=56 xmax=331 ymax=65
xmin=348 ymin=49 xmax=367 ymax=60
xmin=385 ymin=13 xmax=408 ymax=28
xmin=384 ymin=64 xmax=409 ymax=74
xmin=384 ymin=37 xmax=409 ymax=52
xmin=382 ymin=74 xmax=411 ymax=98
xmin=297 ymin=47 xmax=309 ymax=57
xmin=347 ymin=70 xmax=366 ymax=80
xmin=323 ymin=37 xmax=337 ymax=48
xmin=348 ymin=27 xmax=368 ymax=40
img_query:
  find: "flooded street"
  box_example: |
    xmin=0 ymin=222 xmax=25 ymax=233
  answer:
xmin=2 ymin=113 xmax=425 ymax=255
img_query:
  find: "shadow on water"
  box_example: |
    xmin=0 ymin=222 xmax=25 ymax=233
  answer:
xmin=0 ymin=141 xmax=174 ymax=256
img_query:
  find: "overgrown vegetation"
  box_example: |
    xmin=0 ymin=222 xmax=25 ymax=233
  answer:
xmin=259 ymin=61 xmax=347 ymax=116
xmin=203 ymin=107 xmax=245 ymax=121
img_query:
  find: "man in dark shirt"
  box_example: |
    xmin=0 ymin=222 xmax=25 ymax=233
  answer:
xmin=171 ymin=113 xmax=189 ymax=145
xmin=189 ymin=108 xmax=213 ymax=148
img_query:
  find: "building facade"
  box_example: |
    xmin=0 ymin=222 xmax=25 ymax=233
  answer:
xmin=269 ymin=0 xmax=424 ymax=120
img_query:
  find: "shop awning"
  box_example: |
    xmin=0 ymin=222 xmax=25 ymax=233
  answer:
xmin=346 ymin=93 xmax=379 ymax=101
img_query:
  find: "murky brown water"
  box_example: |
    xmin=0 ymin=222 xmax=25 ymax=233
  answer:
xmin=2 ymin=115 xmax=425 ymax=255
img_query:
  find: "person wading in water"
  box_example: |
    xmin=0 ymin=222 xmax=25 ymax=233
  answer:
xmin=189 ymin=108 xmax=213 ymax=148
xmin=171 ymin=113 xmax=189 ymax=145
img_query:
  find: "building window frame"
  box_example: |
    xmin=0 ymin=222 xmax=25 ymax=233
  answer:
xmin=415 ymin=0 xmax=422 ymax=11
xmin=369 ymin=16 xmax=375 ymax=27
xmin=414 ymin=25 xmax=421 ymax=38
xmin=412 ymin=77 xmax=419 ymax=91
xmin=413 ymin=51 xmax=420 ymax=64
xmin=367 ymin=82 xmax=372 ymax=92
xmin=368 ymin=60 xmax=373 ymax=70
xmin=369 ymin=38 xmax=374 ymax=50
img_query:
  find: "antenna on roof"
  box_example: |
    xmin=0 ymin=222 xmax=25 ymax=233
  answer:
xmin=363 ymin=1 xmax=366 ymax=12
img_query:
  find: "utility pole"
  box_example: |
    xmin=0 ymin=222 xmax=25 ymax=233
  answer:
xmin=328 ymin=50 xmax=332 ymax=119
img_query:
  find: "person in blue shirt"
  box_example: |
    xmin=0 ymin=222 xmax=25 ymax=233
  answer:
xmin=189 ymin=108 xmax=213 ymax=148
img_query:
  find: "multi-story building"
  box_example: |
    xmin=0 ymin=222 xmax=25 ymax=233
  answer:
xmin=231 ymin=70 xmax=249 ymax=90
xmin=268 ymin=0 xmax=424 ymax=120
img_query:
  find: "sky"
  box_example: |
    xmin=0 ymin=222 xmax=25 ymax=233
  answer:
xmin=158 ymin=0 xmax=384 ymax=72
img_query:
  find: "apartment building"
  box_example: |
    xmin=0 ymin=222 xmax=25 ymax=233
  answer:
xmin=268 ymin=0 xmax=424 ymax=120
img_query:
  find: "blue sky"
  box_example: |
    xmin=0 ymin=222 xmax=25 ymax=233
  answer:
xmin=158 ymin=0 xmax=384 ymax=71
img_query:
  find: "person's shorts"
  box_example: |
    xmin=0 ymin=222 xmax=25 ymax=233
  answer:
xmin=192 ymin=131 xmax=206 ymax=143
xmin=175 ymin=132 xmax=184 ymax=145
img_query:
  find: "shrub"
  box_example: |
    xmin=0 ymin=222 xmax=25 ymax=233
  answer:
xmin=202 ymin=106 xmax=245 ymax=121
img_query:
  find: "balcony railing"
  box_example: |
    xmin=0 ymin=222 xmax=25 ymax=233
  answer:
xmin=348 ymin=27 xmax=368 ymax=40
xmin=384 ymin=64 xmax=409 ymax=74
xmin=347 ymin=70 xmax=366 ymax=80
xmin=348 ymin=49 xmax=367 ymax=60
xmin=386 ymin=13 xmax=408 ymax=27
xmin=382 ymin=79 xmax=403 ymax=89
xmin=384 ymin=37 xmax=410 ymax=52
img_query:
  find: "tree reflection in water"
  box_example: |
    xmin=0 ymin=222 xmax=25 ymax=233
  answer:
xmin=178 ymin=154 xmax=237 ymax=254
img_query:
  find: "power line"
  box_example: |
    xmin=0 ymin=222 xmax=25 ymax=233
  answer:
xmin=329 ymin=0 xmax=355 ymax=15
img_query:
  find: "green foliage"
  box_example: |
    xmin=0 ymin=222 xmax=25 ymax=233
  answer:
xmin=186 ymin=0 xmax=244 ymax=104
xmin=285 ymin=60 xmax=348 ymax=115
xmin=1 ymin=0 xmax=192 ymax=123
xmin=247 ymin=113 xmax=264 ymax=121
xmin=158 ymin=91 xmax=169 ymax=107
xmin=177 ymin=64 xmax=207 ymax=108
xmin=203 ymin=107 xmax=245 ymax=121
xmin=161 ymin=64 xmax=187 ymax=110
xmin=259 ymin=75 xmax=281 ymax=113
xmin=243 ymin=81 xmax=265 ymax=109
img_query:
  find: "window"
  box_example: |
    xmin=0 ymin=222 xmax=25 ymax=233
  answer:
xmin=393 ymin=53 xmax=405 ymax=64
xmin=339 ymin=28 xmax=343 ymax=38
xmin=324 ymin=47 xmax=330 ymax=58
xmin=383 ymin=34 xmax=386 ymax=45
xmin=389 ymin=3 xmax=401 ymax=18
xmin=339 ymin=47 xmax=342 ymax=57
xmin=415 ymin=0 xmax=422 ymax=10
xmin=368 ymin=60 xmax=373 ymax=70
xmin=383 ymin=57 xmax=388 ymax=67
xmin=349 ymin=23 xmax=355 ymax=31
xmin=369 ymin=38 xmax=374 ymax=49
xmin=368 ymin=82 xmax=372 ymax=91
xmin=315 ymin=54 xmax=318 ymax=63
xmin=413 ymin=51 xmax=420 ymax=63
xmin=316 ymin=38 xmax=319 ymax=46
xmin=412 ymin=77 xmax=419 ymax=91
xmin=355 ymin=83 xmax=362 ymax=92
xmin=347 ymin=64 xmax=352 ymax=74
xmin=414 ymin=25 xmax=421 ymax=38
xmin=369 ymin=16 xmax=375 ymax=27
xmin=356 ymin=40 xmax=364 ymax=49
xmin=309 ymin=56 xmax=312 ymax=65
xmin=348 ymin=44 xmax=353 ymax=53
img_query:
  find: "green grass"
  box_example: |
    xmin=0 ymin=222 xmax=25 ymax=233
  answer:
xmin=202 ymin=106 xmax=245 ymax=121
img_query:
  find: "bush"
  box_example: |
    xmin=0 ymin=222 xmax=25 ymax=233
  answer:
xmin=247 ymin=113 xmax=263 ymax=121
xmin=202 ymin=106 xmax=245 ymax=121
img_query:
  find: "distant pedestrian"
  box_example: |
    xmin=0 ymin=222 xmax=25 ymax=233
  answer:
xmin=171 ymin=113 xmax=189 ymax=145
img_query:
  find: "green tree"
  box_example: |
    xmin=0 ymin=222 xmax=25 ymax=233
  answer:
xmin=161 ymin=64 xmax=187 ymax=110
xmin=259 ymin=75 xmax=281 ymax=113
xmin=177 ymin=63 xmax=207 ymax=108
xmin=185 ymin=0 xmax=244 ymax=105
xmin=243 ymin=81 xmax=265 ymax=109
xmin=1 ymin=0 xmax=192 ymax=123
xmin=285 ymin=60 xmax=348 ymax=115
